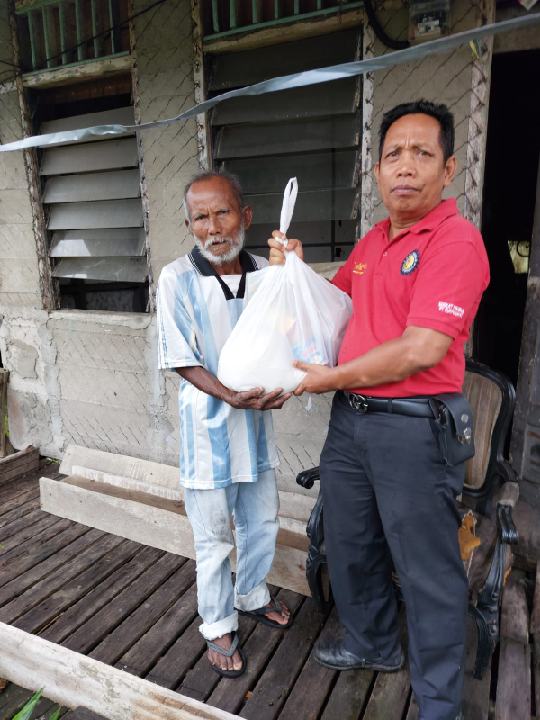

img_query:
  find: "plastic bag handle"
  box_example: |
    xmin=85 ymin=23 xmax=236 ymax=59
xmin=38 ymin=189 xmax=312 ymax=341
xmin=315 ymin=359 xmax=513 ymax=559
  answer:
xmin=279 ymin=177 xmax=298 ymax=248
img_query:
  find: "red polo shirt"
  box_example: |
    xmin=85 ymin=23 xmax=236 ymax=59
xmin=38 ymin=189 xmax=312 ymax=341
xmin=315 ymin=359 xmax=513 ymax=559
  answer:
xmin=331 ymin=199 xmax=490 ymax=397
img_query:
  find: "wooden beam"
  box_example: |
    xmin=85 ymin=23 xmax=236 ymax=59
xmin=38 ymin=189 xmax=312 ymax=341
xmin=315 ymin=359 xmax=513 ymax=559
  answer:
xmin=0 ymin=446 xmax=40 ymax=485
xmin=0 ymin=622 xmax=240 ymax=720
xmin=495 ymin=572 xmax=531 ymax=719
xmin=22 ymin=53 xmax=131 ymax=89
xmin=204 ymin=8 xmax=363 ymax=54
xmin=40 ymin=475 xmax=311 ymax=596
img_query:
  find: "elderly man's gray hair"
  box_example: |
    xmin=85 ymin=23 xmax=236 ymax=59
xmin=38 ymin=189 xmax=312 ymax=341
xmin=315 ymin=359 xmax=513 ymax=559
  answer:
xmin=183 ymin=170 xmax=246 ymax=221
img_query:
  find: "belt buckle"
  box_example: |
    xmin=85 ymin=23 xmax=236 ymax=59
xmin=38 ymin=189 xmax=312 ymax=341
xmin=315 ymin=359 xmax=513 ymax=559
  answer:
xmin=349 ymin=392 xmax=368 ymax=413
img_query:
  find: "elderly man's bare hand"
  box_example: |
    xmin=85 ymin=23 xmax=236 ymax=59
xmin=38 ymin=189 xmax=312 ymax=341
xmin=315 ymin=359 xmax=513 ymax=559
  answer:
xmin=227 ymin=387 xmax=292 ymax=410
xmin=268 ymin=230 xmax=303 ymax=266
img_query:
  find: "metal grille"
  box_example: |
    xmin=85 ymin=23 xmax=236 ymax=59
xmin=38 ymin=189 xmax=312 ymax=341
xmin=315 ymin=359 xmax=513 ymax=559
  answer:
xmin=202 ymin=0 xmax=362 ymax=39
xmin=15 ymin=0 xmax=129 ymax=73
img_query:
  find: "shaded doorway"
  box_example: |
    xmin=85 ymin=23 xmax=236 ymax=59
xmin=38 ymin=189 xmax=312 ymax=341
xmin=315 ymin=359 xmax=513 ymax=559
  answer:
xmin=475 ymin=49 xmax=540 ymax=386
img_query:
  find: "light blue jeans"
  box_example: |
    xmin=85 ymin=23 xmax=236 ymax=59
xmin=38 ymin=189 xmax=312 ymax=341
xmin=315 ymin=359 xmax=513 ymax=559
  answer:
xmin=184 ymin=469 xmax=279 ymax=640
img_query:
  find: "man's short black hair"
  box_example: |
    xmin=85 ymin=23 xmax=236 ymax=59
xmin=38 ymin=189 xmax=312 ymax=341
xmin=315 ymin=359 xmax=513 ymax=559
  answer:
xmin=378 ymin=100 xmax=455 ymax=161
xmin=183 ymin=170 xmax=245 ymax=220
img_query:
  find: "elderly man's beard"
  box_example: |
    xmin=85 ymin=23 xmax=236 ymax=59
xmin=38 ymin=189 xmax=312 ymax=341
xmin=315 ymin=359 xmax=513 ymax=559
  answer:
xmin=195 ymin=224 xmax=246 ymax=265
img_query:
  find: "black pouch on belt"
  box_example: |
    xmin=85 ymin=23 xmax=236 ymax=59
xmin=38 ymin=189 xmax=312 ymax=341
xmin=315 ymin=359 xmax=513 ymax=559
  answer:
xmin=429 ymin=393 xmax=475 ymax=466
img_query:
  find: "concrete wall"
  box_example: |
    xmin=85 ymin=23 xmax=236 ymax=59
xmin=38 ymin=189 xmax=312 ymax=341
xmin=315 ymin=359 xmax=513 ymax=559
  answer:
xmin=0 ymin=5 xmax=54 ymax=454
xmin=363 ymin=1 xmax=492 ymax=229
xmin=0 ymin=0 xmax=497 ymax=488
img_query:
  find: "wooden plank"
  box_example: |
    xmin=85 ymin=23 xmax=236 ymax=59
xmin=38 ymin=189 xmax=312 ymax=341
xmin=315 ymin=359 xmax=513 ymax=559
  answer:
xmin=0 ymin=510 xmax=63 ymax=556
xmin=0 ymin=447 xmax=40 ymax=483
xmin=533 ymin=635 xmax=540 ymax=720
xmin=0 ymin=529 xmax=118 ymax=623
xmin=178 ymin=615 xmax=259 ymax=704
xmin=211 ymin=79 xmax=357 ymax=126
xmin=179 ymin=583 xmax=285 ymax=704
xmin=41 ymin=545 xmax=164 ymax=645
xmin=40 ymin=476 xmax=311 ymax=596
xmin=0 ymin=475 xmax=37 ymax=502
xmin=89 ymin=559 xmax=195 ymax=667
xmin=22 ymin=54 xmax=132 ymax=90
xmin=43 ymin=169 xmax=141 ymax=203
xmin=15 ymin=539 xmax=144 ymax=634
xmin=362 ymin=667 xmax=410 ymax=720
xmin=63 ymin=552 xmax=185 ymax=656
xmin=320 ymin=668 xmax=374 ymax=720
xmin=63 ymin=709 xmax=109 ymax=720
xmin=207 ymin=589 xmax=304 ymax=715
xmin=239 ymin=598 xmax=326 ymax=719
xmin=0 ymin=682 xmax=59 ymax=719
xmin=495 ymin=573 xmax=531 ymax=720
xmin=0 ymin=487 xmax=40 ymax=523
xmin=0 ymin=517 xmax=80 ymax=576
xmin=147 ymin=615 xmax=206 ymax=690
xmin=532 ymin=564 xmax=540 ymax=715
xmin=462 ymin=615 xmax=492 ymax=720
xmin=117 ymin=581 xmax=198 ymax=679
xmin=40 ymin=138 xmax=138 ymax=176
xmin=215 ymin=116 xmax=358 ymax=159
xmin=404 ymin=696 xmax=419 ymax=720
xmin=0 ymin=622 xmax=241 ymax=720
xmin=0 ymin=521 xmax=93 ymax=598
xmin=277 ymin=611 xmax=339 ymax=720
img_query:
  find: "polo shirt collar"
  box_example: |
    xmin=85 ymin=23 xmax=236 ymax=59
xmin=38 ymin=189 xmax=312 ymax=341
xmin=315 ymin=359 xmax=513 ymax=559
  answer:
xmin=378 ymin=198 xmax=458 ymax=242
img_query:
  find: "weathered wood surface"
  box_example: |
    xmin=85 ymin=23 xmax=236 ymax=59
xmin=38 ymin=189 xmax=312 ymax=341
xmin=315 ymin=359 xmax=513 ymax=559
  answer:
xmin=531 ymin=563 xmax=540 ymax=718
xmin=0 ymin=446 xmax=39 ymax=484
xmin=0 ymin=467 xmax=538 ymax=719
xmin=495 ymin=572 xmax=531 ymax=720
xmin=40 ymin=474 xmax=312 ymax=596
xmin=0 ymin=622 xmax=240 ymax=720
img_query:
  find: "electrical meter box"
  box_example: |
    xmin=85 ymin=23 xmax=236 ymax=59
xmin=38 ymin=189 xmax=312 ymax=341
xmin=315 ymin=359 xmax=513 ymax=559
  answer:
xmin=409 ymin=0 xmax=450 ymax=43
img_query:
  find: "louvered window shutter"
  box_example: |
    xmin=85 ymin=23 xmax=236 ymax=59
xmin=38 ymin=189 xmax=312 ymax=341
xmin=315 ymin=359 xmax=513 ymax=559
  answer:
xmin=209 ymin=28 xmax=362 ymax=262
xmin=40 ymin=106 xmax=147 ymax=308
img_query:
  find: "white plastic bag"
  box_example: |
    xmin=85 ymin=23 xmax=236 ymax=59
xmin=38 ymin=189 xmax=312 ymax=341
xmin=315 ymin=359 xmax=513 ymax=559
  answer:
xmin=217 ymin=178 xmax=352 ymax=393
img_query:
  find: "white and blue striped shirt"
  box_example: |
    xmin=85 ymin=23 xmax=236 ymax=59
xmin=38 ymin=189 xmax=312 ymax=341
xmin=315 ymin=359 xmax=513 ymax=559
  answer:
xmin=156 ymin=248 xmax=278 ymax=490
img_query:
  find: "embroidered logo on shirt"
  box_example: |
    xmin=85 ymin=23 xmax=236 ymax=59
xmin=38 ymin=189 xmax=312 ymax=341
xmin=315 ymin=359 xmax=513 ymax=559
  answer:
xmin=438 ymin=301 xmax=465 ymax=319
xmin=353 ymin=262 xmax=368 ymax=275
xmin=401 ymin=250 xmax=420 ymax=275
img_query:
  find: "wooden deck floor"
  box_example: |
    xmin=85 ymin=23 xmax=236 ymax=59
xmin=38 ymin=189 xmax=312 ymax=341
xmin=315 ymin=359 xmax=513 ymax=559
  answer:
xmin=0 ymin=463 xmax=536 ymax=720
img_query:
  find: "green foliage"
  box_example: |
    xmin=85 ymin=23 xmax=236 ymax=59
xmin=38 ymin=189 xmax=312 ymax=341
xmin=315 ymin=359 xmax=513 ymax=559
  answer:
xmin=11 ymin=690 xmax=43 ymax=720
xmin=11 ymin=689 xmax=62 ymax=720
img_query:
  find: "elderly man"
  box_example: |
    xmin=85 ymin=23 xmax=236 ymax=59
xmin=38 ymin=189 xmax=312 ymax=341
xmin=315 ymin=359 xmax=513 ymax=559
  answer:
xmin=269 ymin=100 xmax=489 ymax=720
xmin=157 ymin=171 xmax=292 ymax=678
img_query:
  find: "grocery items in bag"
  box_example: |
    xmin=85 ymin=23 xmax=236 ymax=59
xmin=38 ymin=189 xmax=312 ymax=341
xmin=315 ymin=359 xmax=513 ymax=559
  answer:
xmin=217 ymin=178 xmax=352 ymax=393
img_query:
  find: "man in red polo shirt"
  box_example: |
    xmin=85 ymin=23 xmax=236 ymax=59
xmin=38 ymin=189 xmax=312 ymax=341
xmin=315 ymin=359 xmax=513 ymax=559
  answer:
xmin=268 ymin=100 xmax=489 ymax=720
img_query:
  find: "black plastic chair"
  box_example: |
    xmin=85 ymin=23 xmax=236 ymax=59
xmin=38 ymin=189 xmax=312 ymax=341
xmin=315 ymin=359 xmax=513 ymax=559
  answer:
xmin=296 ymin=358 xmax=519 ymax=679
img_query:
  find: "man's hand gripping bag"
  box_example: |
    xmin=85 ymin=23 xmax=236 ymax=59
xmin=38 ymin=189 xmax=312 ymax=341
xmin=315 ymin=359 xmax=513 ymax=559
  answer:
xmin=217 ymin=178 xmax=352 ymax=393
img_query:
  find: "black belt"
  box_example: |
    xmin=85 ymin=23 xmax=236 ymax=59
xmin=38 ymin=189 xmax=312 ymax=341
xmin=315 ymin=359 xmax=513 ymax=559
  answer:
xmin=341 ymin=391 xmax=436 ymax=418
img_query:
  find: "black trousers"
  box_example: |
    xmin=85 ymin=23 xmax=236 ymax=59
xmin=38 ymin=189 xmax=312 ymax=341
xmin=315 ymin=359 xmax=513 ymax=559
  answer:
xmin=320 ymin=392 xmax=468 ymax=720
